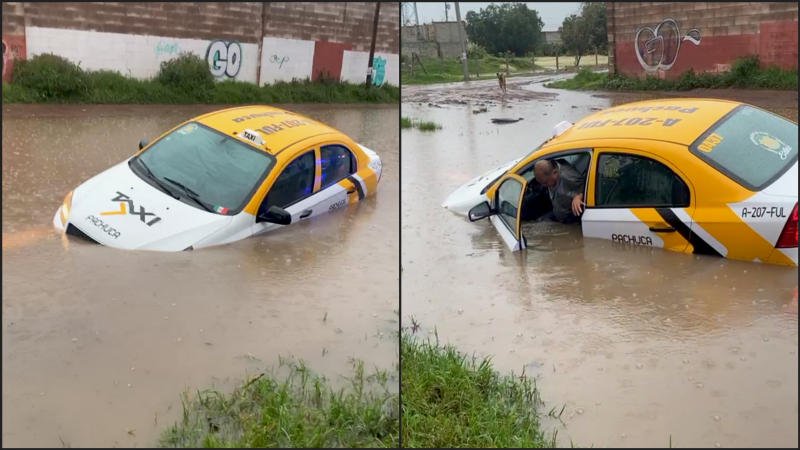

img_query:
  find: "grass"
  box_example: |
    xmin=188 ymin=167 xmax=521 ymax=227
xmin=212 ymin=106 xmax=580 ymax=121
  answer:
xmin=402 ymin=54 xmax=608 ymax=85
xmin=546 ymin=56 xmax=798 ymax=91
xmin=158 ymin=357 xmax=398 ymax=448
xmin=402 ymin=117 xmax=442 ymax=132
xmin=3 ymin=53 xmax=399 ymax=104
xmin=401 ymin=328 xmax=557 ymax=448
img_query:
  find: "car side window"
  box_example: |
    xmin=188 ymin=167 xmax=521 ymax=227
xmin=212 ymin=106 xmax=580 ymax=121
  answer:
xmin=262 ymin=151 xmax=316 ymax=211
xmin=496 ymin=178 xmax=523 ymax=231
xmin=596 ymin=153 xmax=690 ymax=207
xmin=320 ymin=144 xmax=355 ymax=189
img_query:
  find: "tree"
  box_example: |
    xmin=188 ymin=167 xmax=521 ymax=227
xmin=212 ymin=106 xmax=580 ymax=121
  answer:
xmin=465 ymin=3 xmax=544 ymax=57
xmin=560 ymin=2 xmax=607 ymax=66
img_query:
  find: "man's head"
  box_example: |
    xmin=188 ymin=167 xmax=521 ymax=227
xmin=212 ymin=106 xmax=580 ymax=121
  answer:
xmin=533 ymin=159 xmax=559 ymax=188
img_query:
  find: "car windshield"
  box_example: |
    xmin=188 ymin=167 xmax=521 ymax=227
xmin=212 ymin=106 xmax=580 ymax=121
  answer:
xmin=690 ymin=105 xmax=798 ymax=190
xmin=131 ymin=122 xmax=275 ymax=214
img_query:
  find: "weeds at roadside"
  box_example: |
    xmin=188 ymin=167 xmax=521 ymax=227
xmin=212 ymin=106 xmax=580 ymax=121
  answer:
xmin=158 ymin=357 xmax=398 ymax=448
xmin=545 ymin=56 xmax=798 ymax=91
xmin=402 ymin=117 xmax=442 ymax=132
xmin=401 ymin=328 xmax=558 ymax=447
xmin=4 ymin=53 xmax=399 ymax=104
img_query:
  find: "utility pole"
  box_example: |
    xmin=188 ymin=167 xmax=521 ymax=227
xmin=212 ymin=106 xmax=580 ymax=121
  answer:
xmin=454 ymin=1 xmax=468 ymax=81
xmin=255 ymin=2 xmax=267 ymax=86
xmin=366 ymin=2 xmax=381 ymax=87
xmin=444 ymin=2 xmax=449 ymax=21
xmin=413 ymin=2 xmax=421 ymax=38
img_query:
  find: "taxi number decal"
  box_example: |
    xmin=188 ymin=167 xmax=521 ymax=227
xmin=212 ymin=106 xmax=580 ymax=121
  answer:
xmin=611 ymin=233 xmax=653 ymax=246
xmin=86 ymin=215 xmax=121 ymax=239
xmin=329 ymin=199 xmax=347 ymax=211
xmin=697 ymin=132 xmax=723 ymax=153
xmin=578 ymin=117 xmax=681 ymax=129
xmin=259 ymin=119 xmax=310 ymax=135
xmin=741 ymin=206 xmax=787 ymax=219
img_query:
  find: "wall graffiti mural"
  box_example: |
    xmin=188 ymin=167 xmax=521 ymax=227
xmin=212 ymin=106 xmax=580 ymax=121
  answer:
xmin=2 ymin=35 xmax=27 ymax=83
xmin=634 ymin=19 xmax=701 ymax=72
xmin=154 ymin=40 xmax=181 ymax=57
xmin=372 ymin=56 xmax=386 ymax=86
xmin=269 ymin=54 xmax=289 ymax=69
xmin=206 ymin=40 xmax=242 ymax=78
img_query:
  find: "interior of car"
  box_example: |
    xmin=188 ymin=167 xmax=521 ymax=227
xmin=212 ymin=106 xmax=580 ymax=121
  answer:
xmin=514 ymin=152 xmax=591 ymax=221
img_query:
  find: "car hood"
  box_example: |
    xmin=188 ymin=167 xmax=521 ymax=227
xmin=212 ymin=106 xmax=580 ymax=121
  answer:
xmin=60 ymin=160 xmax=232 ymax=251
xmin=441 ymin=157 xmax=522 ymax=215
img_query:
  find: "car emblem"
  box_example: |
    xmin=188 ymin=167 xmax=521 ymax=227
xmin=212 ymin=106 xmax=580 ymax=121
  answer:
xmin=100 ymin=191 xmax=161 ymax=226
xmin=750 ymin=132 xmax=792 ymax=160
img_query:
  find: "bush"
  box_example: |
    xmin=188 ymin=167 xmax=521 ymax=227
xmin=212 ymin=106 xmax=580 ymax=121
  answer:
xmin=13 ymin=53 xmax=87 ymax=100
xmin=155 ymin=53 xmax=214 ymax=95
xmin=467 ymin=42 xmax=489 ymax=59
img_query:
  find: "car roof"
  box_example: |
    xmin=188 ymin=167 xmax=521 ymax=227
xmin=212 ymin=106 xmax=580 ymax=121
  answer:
xmin=192 ymin=105 xmax=344 ymax=157
xmin=546 ymin=98 xmax=742 ymax=148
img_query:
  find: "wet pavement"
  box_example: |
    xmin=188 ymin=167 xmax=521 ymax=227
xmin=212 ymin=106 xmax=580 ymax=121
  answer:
xmin=401 ymin=75 xmax=797 ymax=448
xmin=2 ymin=103 xmax=399 ymax=447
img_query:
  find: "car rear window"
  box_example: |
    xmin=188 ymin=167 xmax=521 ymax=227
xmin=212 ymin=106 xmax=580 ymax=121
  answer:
xmin=690 ymin=105 xmax=797 ymax=191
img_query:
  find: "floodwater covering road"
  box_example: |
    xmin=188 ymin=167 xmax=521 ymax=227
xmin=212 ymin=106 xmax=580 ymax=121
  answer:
xmin=402 ymin=74 xmax=797 ymax=448
xmin=2 ymin=103 xmax=399 ymax=447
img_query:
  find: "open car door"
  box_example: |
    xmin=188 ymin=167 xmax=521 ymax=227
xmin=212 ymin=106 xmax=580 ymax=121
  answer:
xmin=468 ymin=173 xmax=528 ymax=251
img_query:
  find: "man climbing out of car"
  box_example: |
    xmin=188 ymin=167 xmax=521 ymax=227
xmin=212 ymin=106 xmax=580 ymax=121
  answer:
xmin=533 ymin=159 xmax=585 ymax=223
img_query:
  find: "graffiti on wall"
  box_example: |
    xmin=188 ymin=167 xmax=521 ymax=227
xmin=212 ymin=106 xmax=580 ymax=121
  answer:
xmin=372 ymin=56 xmax=386 ymax=86
xmin=634 ymin=19 xmax=701 ymax=72
xmin=154 ymin=40 xmax=181 ymax=57
xmin=269 ymin=54 xmax=289 ymax=70
xmin=206 ymin=40 xmax=242 ymax=78
xmin=2 ymin=35 xmax=27 ymax=82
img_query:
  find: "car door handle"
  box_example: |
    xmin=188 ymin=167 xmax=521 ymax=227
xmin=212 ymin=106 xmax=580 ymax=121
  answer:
xmin=649 ymin=226 xmax=675 ymax=233
xmin=346 ymin=188 xmax=356 ymax=194
xmin=299 ymin=209 xmax=312 ymax=219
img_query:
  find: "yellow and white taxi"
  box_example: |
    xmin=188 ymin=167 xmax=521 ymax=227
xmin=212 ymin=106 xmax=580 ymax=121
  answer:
xmin=54 ymin=105 xmax=382 ymax=251
xmin=444 ymin=98 xmax=798 ymax=266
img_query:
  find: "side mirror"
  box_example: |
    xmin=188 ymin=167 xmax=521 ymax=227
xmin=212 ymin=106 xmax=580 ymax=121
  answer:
xmin=138 ymin=139 xmax=149 ymax=150
xmin=468 ymin=201 xmax=494 ymax=222
xmin=256 ymin=205 xmax=292 ymax=225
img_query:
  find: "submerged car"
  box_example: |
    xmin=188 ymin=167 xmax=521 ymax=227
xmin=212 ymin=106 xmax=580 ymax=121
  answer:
xmin=54 ymin=105 xmax=382 ymax=251
xmin=443 ymin=98 xmax=798 ymax=267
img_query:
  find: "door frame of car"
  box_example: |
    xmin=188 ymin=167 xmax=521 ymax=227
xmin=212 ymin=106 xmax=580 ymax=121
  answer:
xmin=581 ymin=146 xmax=697 ymax=254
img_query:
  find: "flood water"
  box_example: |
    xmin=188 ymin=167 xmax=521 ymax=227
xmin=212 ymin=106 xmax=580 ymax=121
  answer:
xmin=2 ymin=104 xmax=399 ymax=447
xmin=402 ymin=75 xmax=797 ymax=448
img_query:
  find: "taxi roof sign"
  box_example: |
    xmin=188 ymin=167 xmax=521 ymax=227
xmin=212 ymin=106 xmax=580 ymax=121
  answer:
xmin=552 ymin=120 xmax=573 ymax=138
xmin=240 ymin=128 xmax=265 ymax=146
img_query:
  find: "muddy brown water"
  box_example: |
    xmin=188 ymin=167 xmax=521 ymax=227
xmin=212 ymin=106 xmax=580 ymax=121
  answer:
xmin=2 ymin=103 xmax=399 ymax=447
xmin=402 ymin=75 xmax=797 ymax=448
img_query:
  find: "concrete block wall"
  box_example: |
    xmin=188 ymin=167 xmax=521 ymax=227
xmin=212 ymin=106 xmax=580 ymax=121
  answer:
xmin=2 ymin=2 xmax=399 ymax=86
xmin=607 ymin=2 xmax=798 ymax=79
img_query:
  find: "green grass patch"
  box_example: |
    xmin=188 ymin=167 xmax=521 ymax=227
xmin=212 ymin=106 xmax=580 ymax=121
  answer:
xmin=546 ymin=57 xmax=798 ymax=91
xmin=401 ymin=330 xmax=556 ymax=448
xmin=402 ymin=117 xmax=442 ymax=132
xmin=159 ymin=357 xmax=398 ymax=448
xmin=4 ymin=53 xmax=398 ymax=104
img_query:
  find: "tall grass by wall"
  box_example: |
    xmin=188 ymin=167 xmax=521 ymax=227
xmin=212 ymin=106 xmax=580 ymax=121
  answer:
xmin=3 ymin=53 xmax=399 ymax=104
xmin=547 ymin=56 xmax=798 ymax=91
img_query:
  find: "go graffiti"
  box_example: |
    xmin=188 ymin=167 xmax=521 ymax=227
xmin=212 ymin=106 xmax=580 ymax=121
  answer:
xmin=206 ymin=40 xmax=242 ymax=78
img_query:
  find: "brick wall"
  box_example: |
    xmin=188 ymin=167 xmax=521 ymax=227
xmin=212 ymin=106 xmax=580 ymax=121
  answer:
xmin=1 ymin=2 xmax=399 ymax=85
xmin=2 ymin=2 xmax=398 ymax=51
xmin=607 ymin=2 xmax=798 ymax=79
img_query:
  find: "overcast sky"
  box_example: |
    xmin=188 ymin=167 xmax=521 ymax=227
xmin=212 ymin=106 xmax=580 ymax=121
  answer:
xmin=404 ymin=2 xmax=582 ymax=31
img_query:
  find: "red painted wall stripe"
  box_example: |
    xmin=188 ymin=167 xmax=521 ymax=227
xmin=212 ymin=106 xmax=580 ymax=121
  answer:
xmin=311 ymin=41 xmax=352 ymax=82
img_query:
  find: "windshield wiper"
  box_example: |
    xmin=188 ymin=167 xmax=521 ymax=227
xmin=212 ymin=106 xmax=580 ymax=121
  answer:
xmin=163 ymin=177 xmax=214 ymax=213
xmin=135 ymin=158 xmax=179 ymax=199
